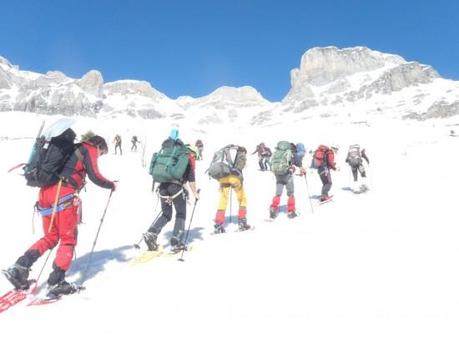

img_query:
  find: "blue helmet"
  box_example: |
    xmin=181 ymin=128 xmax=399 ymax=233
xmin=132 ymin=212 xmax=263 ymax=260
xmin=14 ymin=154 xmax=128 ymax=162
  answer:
xmin=169 ymin=128 xmax=179 ymax=141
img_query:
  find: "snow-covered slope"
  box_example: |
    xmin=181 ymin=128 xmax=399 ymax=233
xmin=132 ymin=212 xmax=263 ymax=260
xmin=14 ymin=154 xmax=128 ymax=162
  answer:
xmin=0 ymin=112 xmax=458 ymax=344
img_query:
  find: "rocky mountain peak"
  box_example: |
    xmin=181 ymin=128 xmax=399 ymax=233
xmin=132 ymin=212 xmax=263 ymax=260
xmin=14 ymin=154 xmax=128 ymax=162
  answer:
xmin=77 ymin=70 xmax=104 ymax=97
xmin=295 ymin=46 xmax=406 ymax=87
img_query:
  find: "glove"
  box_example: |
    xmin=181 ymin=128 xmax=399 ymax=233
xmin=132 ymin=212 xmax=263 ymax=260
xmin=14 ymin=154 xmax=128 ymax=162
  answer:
xmin=289 ymin=166 xmax=296 ymax=174
xmin=299 ymin=167 xmax=306 ymax=176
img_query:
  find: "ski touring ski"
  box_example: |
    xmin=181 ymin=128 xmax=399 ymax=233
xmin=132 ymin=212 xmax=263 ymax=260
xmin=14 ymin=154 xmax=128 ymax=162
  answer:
xmin=0 ymin=289 xmax=30 ymax=313
xmin=0 ymin=280 xmax=37 ymax=313
xmin=212 ymin=225 xmax=255 ymax=234
xmin=27 ymin=284 xmax=85 ymax=307
xmin=131 ymin=247 xmax=165 ymax=265
xmin=131 ymin=245 xmax=193 ymax=265
xmin=318 ymin=195 xmax=334 ymax=205
xmin=354 ymin=184 xmax=369 ymax=194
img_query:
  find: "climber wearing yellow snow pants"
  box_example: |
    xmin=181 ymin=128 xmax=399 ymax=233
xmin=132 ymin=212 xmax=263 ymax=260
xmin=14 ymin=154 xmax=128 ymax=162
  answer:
xmin=209 ymin=145 xmax=251 ymax=232
xmin=215 ymin=175 xmax=247 ymax=224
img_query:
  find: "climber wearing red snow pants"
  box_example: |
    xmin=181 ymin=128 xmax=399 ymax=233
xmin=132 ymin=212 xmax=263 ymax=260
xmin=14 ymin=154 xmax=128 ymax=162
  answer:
xmin=3 ymin=134 xmax=115 ymax=298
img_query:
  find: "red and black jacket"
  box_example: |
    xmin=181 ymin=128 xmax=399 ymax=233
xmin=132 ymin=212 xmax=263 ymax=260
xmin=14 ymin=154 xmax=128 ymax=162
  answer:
xmin=60 ymin=142 xmax=114 ymax=191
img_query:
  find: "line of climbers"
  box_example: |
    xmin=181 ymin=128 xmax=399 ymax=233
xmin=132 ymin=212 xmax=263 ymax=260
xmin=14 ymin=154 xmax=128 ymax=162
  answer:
xmin=2 ymin=122 xmax=370 ymax=300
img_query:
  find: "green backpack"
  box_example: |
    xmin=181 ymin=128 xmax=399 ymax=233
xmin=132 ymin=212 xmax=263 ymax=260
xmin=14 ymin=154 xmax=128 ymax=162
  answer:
xmin=149 ymin=139 xmax=189 ymax=183
xmin=271 ymin=141 xmax=293 ymax=175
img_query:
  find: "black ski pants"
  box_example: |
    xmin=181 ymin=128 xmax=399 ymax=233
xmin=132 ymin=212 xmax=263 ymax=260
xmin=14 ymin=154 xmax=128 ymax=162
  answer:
xmin=150 ymin=183 xmax=187 ymax=243
xmin=350 ymin=163 xmax=366 ymax=182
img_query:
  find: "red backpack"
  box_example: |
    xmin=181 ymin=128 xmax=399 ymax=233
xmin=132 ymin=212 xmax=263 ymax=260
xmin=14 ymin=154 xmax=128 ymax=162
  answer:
xmin=312 ymin=145 xmax=330 ymax=168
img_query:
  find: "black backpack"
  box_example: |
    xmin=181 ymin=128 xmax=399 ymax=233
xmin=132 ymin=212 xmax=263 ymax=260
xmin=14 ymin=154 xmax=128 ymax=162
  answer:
xmin=24 ymin=128 xmax=77 ymax=187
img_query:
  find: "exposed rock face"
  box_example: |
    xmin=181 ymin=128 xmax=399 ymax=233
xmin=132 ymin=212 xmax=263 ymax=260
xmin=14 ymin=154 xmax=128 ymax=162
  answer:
xmin=280 ymin=46 xmax=459 ymax=121
xmin=0 ymin=68 xmax=12 ymax=89
xmin=76 ymin=70 xmax=104 ymax=97
xmin=284 ymin=46 xmax=411 ymax=103
xmin=404 ymin=100 xmax=459 ymax=120
xmin=104 ymin=80 xmax=165 ymax=100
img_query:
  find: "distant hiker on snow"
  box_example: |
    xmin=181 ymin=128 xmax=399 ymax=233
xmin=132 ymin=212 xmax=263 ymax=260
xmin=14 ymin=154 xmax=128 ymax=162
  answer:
xmin=345 ymin=144 xmax=370 ymax=192
xmin=113 ymin=134 xmax=122 ymax=155
xmin=269 ymin=141 xmax=306 ymax=219
xmin=311 ymin=144 xmax=339 ymax=202
xmin=131 ymin=135 xmax=140 ymax=152
xmin=195 ymin=139 xmax=204 ymax=160
xmin=143 ymin=128 xmax=199 ymax=252
xmin=208 ymin=144 xmax=251 ymax=233
xmin=252 ymin=142 xmax=272 ymax=171
xmin=3 ymin=131 xmax=116 ymax=299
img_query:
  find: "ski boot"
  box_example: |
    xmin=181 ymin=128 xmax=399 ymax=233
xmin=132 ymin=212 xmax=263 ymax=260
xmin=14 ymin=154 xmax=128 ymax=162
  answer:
xmin=143 ymin=231 xmax=159 ymax=251
xmin=360 ymin=184 xmax=369 ymax=192
xmin=2 ymin=264 xmax=31 ymax=290
xmin=287 ymin=210 xmax=298 ymax=219
xmin=170 ymin=237 xmax=187 ymax=253
xmin=238 ymin=218 xmax=251 ymax=231
xmin=213 ymin=223 xmax=225 ymax=234
xmin=269 ymin=206 xmax=278 ymax=219
xmin=47 ymin=281 xmax=80 ymax=299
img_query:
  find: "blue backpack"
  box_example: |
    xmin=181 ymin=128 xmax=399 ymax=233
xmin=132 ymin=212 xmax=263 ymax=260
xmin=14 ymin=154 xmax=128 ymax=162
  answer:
xmin=293 ymin=143 xmax=306 ymax=166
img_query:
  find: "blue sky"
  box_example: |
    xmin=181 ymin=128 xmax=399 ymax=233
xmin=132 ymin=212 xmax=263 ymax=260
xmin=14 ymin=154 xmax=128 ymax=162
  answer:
xmin=1 ymin=0 xmax=458 ymax=101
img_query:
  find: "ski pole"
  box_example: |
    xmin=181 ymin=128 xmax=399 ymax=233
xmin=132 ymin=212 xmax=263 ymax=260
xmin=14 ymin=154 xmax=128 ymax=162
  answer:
xmin=304 ymin=173 xmax=314 ymax=214
xmin=229 ymin=187 xmax=233 ymax=224
xmin=80 ymin=190 xmax=113 ymax=287
xmin=178 ymin=189 xmax=200 ymax=262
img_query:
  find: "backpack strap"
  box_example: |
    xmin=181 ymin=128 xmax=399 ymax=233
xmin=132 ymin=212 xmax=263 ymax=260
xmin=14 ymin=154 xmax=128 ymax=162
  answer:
xmin=64 ymin=145 xmax=86 ymax=189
